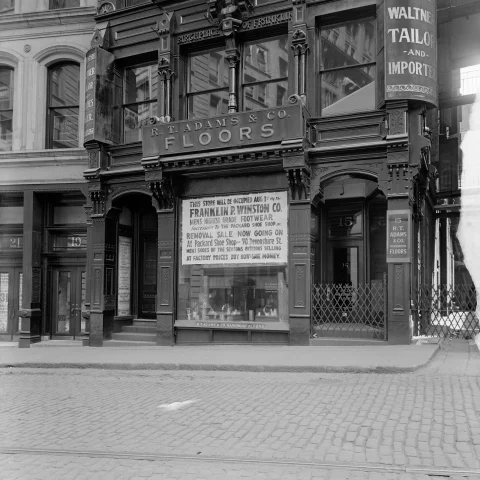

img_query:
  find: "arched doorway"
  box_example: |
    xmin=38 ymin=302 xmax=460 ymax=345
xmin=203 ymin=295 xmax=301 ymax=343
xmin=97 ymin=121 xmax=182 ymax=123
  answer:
xmin=113 ymin=194 xmax=158 ymax=319
xmin=312 ymin=175 xmax=387 ymax=340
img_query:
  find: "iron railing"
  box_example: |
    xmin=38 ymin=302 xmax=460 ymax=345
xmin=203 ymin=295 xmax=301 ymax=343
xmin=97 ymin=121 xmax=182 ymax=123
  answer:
xmin=312 ymin=278 xmax=387 ymax=340
xmin=412 ymin=285 xmax=479 ymax=338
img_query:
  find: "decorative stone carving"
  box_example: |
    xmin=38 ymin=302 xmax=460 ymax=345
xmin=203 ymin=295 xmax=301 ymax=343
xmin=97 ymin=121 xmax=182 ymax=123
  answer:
xmin=387 ymin=109 xmax=407 ymax=136
xmin=286 ymin=168 xmax=310 ymax=201
xmin=89 ymin=190 xmax=106 ymax=216
xmin=150 ymin=177 xmax=175 ymax=211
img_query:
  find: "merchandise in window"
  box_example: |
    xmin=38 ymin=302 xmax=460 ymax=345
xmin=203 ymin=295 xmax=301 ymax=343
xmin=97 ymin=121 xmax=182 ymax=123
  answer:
xmin=47 ymin=63 xmax=80 ymax=149
xmin=0 ymin=67 xmax=13 ymax=152
xmin=320 ymin=18 xmax=376 ymax=116
xmin=123 ymin=64 xmax=158 ymax=143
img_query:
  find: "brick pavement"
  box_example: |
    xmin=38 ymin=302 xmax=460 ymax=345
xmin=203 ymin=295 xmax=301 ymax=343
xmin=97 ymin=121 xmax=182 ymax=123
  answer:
xmin=0 ymin=339 xmax=479 ymax=479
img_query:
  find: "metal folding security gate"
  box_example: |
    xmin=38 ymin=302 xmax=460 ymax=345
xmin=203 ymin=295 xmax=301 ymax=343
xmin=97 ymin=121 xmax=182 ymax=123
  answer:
xmin=412 ymin=285 xmax=479 ymax=338
xmin=312 ymin=277 xmax=387 ymax=340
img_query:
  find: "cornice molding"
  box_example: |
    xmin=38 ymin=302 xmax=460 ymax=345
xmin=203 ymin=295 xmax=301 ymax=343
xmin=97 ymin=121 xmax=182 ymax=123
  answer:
xmin=0 ymin=7 xmax=96 ymax=30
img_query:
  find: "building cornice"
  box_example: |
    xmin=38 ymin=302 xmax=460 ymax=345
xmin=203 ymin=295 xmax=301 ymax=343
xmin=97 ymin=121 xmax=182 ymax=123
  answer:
xmin=0 ymin=148 xmax=88 ymax=164
xmin=0 ymin=7 xmax=96 ymax=32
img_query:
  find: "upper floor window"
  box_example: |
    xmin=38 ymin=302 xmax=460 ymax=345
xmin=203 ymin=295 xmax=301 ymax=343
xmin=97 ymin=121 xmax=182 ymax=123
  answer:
xmin=187 ymin=49 xmax=229 ymax=119
xmin=0 ymin=67 xmax=14 ymax=152
xmin=123 ymin=64 xmax=157 ymax=143
xmin=186 ymin=34 xmax=288 ymax=120
xmin=47 ymin=63 xmax=80 ymax=149
xmin=320 ymin=18 xmax=376 ymax=116
xmin=50 ymin=0 xmax=80 ymax=9
xmin=0 ymin=0 xmax=14 ymax=14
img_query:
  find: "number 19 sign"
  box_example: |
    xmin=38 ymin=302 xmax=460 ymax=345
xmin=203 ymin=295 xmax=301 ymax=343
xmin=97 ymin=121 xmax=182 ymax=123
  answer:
xmin=386 ymin=210 xmax=411 ymax=263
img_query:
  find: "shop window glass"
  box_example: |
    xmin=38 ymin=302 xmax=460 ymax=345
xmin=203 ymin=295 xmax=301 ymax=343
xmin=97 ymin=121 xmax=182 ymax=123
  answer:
xmin=123 ymin=64 xmax=158 ymax=143
xmin=47 ymin=63 xmax=80 ymax=149
xmin=0 ymin=0 xmax=14 ymax=14
xmin=0 ymin=67 xmax=13 ymax=151
xmin=320 ymin=18 xmax=376 ymax=116
xmin=177 ymin=193 xmax=289 ymax=325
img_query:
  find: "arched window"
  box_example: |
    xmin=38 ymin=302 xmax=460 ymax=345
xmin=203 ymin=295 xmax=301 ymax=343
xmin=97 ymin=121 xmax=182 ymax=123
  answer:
xmin=47 ymin=62 xmax=80 ymax=149
xmin=0 ymin=66 xmax=14 ymax=152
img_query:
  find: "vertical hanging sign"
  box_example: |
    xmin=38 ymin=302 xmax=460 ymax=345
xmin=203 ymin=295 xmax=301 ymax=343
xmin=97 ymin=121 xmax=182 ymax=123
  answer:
xmin=83 ymin=47 xmax=116 ymax=145
xmin=384 ymin=0 xmax=438 ymax=107
xmin=386 ymin=210 xmax=412 ymax=263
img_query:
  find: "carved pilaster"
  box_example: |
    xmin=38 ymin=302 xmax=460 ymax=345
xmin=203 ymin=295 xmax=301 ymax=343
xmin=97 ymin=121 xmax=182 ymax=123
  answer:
xmin=155 ymin=12 xmax=175 ymax=123
xmin=291 ymin=29 xmax=308 ymax=101
xmin=226 ymin=49 xmax=240 ymax=113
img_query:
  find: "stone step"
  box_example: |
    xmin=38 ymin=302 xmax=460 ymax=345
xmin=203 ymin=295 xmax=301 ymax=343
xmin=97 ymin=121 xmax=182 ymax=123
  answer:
xmin=122 ymin=325 xmax=156 ymax=334
xmin=111 ymin=332 xmax=156 ymax=342
xmin=103 ymin=339 xmax=157 ymax=347
xmin=309 ymin=337 xmax=387 ymax=346
xmin=132 ymin=319 xmax=157 ymax=327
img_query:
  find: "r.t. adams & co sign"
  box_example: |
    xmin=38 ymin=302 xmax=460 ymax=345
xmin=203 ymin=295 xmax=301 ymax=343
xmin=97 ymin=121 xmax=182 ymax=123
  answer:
xmin=142 ymin=104 xmax=303 ymax=158
xmin=385 ymin=0 xmax=437 ymax=107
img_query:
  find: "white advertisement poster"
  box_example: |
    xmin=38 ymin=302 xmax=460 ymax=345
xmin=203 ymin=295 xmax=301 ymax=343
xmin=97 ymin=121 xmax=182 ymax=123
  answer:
xmin=117 ymin=236 xmax=132 ymax=316
xmin=182 ymin=191 xmax=288 ymax=265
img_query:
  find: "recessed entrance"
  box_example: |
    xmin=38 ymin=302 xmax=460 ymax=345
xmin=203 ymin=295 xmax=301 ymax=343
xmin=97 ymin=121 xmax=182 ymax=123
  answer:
xmin=51 ymin=266 xmax=86 ymax=338
xmin=115 ymin=194 xmax=157 ymax=320
xmin=312 ymin=176 xmax=387 ymax=340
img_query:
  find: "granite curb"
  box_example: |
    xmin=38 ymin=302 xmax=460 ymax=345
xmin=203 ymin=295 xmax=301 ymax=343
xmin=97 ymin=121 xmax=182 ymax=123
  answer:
xmin=0 ymin=343 xmax=440 ymax=373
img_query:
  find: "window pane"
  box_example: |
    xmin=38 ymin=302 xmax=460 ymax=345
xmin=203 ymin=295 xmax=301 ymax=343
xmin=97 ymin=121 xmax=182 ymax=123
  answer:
xmin=0 ymin=110 xmax=12 ymax=152
xmin=50 ymin=0 xmax=80 ymax=9
xmin=243 ymin=36 xmax=289 ymax=83
xmin=0 ymin=68 xmax=13 ymax=110
xmin=50 ymin=107 xmax=79 ymax=148
xmin=125 ymin=65 xmax=158 ymax=104
xmin=189 ymin=50 xmax=229 ymax=92
xmin=321 ymin=66 xmax=375 ymax=116
xmin=244 ymin=80 xmax=288 ymax=111
xmin=49 ymin=64 xmax=80 ymax=108
xmin=188 ymin=91 xmax=229 ymax=119
xmin=124 ymin=101 xmax=157 ymax=143
xmin=0 ymin=0 xmax=14 ymax=14
xmin=321 ymin=19 xmax=375 ymax=70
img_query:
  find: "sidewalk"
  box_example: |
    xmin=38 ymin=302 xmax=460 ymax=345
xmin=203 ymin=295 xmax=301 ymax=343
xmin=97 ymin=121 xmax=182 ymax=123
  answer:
xmin=0 ymin=339 xmax=441 ymax=373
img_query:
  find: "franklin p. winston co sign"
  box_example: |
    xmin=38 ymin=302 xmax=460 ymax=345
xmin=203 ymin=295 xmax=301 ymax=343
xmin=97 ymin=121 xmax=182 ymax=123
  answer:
xmin=142 ymin=104 xmax=303 ymax=157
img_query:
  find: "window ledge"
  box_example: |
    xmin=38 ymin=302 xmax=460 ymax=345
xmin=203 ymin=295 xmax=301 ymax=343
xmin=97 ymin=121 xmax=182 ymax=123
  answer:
xmin=0 ymin=148 xmax=88 ymax=161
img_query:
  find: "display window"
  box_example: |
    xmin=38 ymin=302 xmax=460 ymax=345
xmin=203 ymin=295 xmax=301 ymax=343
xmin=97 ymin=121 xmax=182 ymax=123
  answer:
xmin=177 ymin=191 xmax=289 ymax=328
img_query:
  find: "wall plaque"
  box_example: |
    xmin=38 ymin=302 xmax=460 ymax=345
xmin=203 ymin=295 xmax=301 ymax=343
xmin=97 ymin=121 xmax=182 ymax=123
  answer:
xmin=386 ymin=210 xmax=411 ymax=263
xmin=384 ymin=0 xmax=437 ymax=107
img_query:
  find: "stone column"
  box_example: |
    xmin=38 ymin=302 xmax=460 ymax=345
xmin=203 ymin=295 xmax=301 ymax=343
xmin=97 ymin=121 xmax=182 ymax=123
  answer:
xmin=18 ymin=190 xmax=42 ymax=348
xmin=88 ymin=189 xmax=118 ymax=347
xmin=285 ymin=159 xmax=312 ymax=345
xmin=149 ymin=173 xmax=176 ymax=345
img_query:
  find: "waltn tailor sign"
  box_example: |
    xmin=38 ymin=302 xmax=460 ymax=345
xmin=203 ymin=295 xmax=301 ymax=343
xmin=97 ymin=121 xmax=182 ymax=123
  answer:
xmin=384 ymin=0 xmax=437 ymax=107
xmin=182 ymin=192 xmax=288 ymax=266
xmin=142 ymin=105 xmax=303 ymax=157
xmin=386 ymin=210 xmax=412 ymax=263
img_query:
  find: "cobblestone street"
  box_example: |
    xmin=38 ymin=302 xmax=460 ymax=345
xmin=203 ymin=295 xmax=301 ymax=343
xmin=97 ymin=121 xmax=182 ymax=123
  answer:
xmin=0 ymin=340 xmax=479 ymax=479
